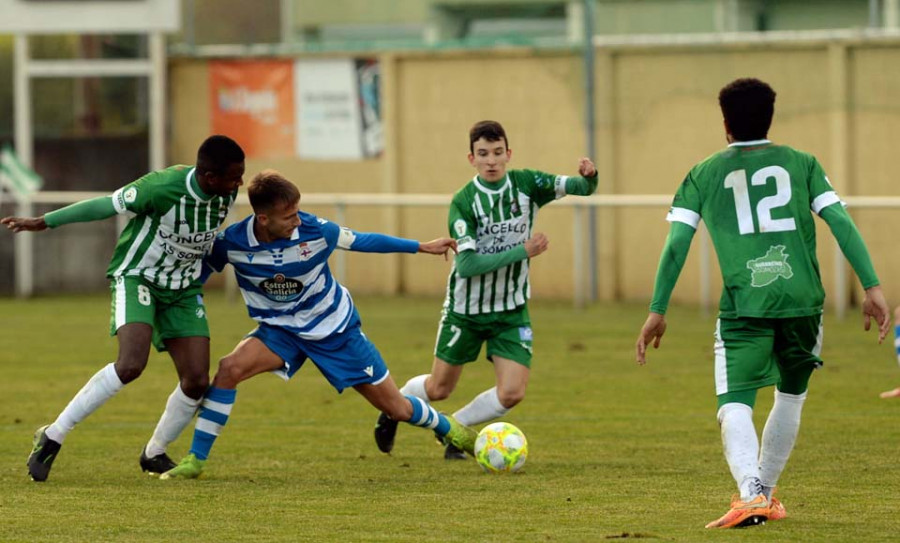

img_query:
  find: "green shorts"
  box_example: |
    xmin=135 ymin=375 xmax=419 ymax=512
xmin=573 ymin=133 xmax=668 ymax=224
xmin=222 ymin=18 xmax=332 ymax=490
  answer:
xmin=109 ymin=275 xmax=209 ymax=352
xmin=714 ymin=315 xmax=823 ymax=397
xmin=434 ymin=306 xmax=533 ymax=368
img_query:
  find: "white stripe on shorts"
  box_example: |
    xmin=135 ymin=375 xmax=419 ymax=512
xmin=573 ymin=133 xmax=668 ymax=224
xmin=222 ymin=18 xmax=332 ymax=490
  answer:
xmin=115 ymin=279 xmax=128 ymax=331
xmin=713 ymin=319 xmax=728 ymax=395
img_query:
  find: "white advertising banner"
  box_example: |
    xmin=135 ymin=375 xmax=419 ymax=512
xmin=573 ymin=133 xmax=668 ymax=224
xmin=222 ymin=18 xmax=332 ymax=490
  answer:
xmin=294 ymin=58 xmax=382 ymax=160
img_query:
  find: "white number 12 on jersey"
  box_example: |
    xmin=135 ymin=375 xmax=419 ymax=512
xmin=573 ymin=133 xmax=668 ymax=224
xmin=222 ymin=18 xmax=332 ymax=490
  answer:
xmin=724 ymin=166 xmax=797 ymax=235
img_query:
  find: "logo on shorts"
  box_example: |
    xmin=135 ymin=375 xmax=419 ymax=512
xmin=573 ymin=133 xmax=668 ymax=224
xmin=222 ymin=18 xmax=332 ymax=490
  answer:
xmin=363 ymin=365 xmax=374 ymax=377
xmin=518 ymin=327 xmax=533 ymax=341
xmin=124 ymin=188 xmax=137 ymax=203
xmin=195 ymin=307 xmax=206 ymax=319
xmin=259 ymin=273 xmax=303 ymax=302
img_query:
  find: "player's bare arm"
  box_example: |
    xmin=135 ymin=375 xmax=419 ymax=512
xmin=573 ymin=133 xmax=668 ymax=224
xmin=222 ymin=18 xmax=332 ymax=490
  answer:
xmin=861 ymin=285 xmax=890 ymax=343
xmin=0 ymin=216 xmax=48 ymax=233
xmin=418 ymin=237 xmax=458 ymax=259
xmin=578 ymin=157 xmax=597 ymax=177
xmin=524 ymin=233 xmax=549 ymax=258
xmin=635 ymin=312 xmax=667 ymax=365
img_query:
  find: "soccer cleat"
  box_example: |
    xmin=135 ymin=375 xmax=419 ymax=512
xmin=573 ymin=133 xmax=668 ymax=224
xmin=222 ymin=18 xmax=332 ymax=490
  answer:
xmin=159 ymin=453 xmax=205 ymax=480
xmin=441 ymin=416 xmax=477 ymax=457
xmin=374 ymin=412 xmax=399 ymax=453
xmin=27 ymin=425 xmax=61 ymax=482
xmin=443 ymin=443 xmax=468 ymax=460
xmin=140 ymin=449 xmax=177 ymax=476
xmin=704 ymin=494 xmax=770 ymax=529
xmin=768 ymin=497 xmax=787 ymax=521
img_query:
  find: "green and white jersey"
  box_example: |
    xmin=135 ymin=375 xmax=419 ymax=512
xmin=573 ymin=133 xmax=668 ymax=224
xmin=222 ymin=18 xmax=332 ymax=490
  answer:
xmin=107 ymin=165 xmax=237 ymax=290
xmin=444 ymin=169 xmax=567 ymax=315
xmin=668 ymin=140 xmax=842 ymax=318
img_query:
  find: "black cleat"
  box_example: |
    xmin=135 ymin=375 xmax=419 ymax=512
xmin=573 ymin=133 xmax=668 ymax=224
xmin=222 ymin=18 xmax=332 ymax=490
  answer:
xmin=443 ymin=443 xmax=468 ymax=460
xmin=374 ymin=412 xmax=399 ymax=453
xmin=140 ymin=449 xmax=176 ymax=475
xmin=27 ymin=425 xmax=61 ymax=482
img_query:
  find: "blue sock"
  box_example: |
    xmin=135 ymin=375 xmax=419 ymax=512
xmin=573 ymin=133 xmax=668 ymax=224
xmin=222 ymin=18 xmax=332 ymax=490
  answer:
xmin=895 ymin=325 xmax=900 ymax=365
xmin=190 ymin=387 xmax=236 ymax=461
xmin=405 ymin=395 xmax=451 ymax=436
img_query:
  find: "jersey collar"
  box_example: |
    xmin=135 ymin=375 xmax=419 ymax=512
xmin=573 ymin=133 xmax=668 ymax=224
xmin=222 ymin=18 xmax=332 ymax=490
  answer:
xmin=473 ymin=174 xmax=510 ymax=194
xmin=728 ymin=139 xmax=771 ymax=148
xmin=186 ymin=167 xmax=214 ymax=201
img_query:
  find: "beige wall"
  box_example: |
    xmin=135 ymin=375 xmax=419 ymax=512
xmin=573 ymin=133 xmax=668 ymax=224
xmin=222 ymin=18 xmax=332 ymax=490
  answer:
xmin=169 ymin=36 xmax=900 ymax=307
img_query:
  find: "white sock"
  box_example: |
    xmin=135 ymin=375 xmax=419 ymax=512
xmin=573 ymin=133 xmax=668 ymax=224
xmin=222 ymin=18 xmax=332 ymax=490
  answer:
xmin=759 ymin=389 xmax=807 ymax=495
xmin=718 ymin=402 xmax=762 ymax=501
xmin=144 ymin=384 xmax=202 ymax=458
xmin=400 ymin=374 xmax=431 ymax=401
xmin=453 ymin=387 xmax=509 ymax=427
xmin=46 ymin=363 xmax=124 ymax=443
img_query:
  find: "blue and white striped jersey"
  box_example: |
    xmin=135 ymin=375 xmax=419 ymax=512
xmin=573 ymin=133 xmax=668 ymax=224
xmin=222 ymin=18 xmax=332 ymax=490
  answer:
xmin=203 ymin=211 xmax=419 ymax=340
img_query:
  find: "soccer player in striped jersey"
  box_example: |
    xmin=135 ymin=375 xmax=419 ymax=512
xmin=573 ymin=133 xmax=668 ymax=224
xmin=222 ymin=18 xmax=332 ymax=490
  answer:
xmin=635 ymin=78 xmax=890 ymax=528
xmin=160 ymin=170 xmax=476 ymax=479
xmin=374 ymin=120 xmax=598 ymax=459
xmin=1 ymin=135 xmax=245 ymax=482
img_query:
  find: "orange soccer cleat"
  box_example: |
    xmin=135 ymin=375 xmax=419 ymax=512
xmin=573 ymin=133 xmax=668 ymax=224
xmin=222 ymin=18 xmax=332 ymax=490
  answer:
xmin=705 ymin=494 xmax=770 ymax=529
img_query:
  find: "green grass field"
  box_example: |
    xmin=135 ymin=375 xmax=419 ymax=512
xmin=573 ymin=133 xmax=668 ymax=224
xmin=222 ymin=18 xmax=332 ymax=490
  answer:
xmin=1 ymin=293 xmax=899 ymax=542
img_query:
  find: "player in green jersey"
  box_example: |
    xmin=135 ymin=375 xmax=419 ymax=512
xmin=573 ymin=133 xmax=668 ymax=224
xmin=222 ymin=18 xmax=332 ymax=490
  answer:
xmin=374 ymin=120 xmax=598 ymax=459
xmin=1 ymin=135 xmax=245 ymax=482
xmin=634 ymin=78 xmax=890 ymax=528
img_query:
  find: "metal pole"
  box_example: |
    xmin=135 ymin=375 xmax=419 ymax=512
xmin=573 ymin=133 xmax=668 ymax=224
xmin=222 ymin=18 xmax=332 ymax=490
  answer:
xmin=149 ymin=32 xmax=166 ymax=171
xmin=870 ymin=0 xmax=881 ymax=27
xmin=583 ymin=0 xmax=597 ymax=302
xmin=13 ymin=34 xmax=34 ymax=298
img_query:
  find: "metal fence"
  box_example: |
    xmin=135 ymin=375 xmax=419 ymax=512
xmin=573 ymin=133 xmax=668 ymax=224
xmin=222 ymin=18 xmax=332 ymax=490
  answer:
xmin=9 ymin=190 xmax=900 ymax=318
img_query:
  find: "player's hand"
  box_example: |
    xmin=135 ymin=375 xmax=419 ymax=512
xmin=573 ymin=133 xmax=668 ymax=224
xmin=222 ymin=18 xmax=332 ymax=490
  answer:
xmin=0 ymin=216 xmax=47 ymax=233
xmin=861 ymin=285 xmax=890 ymax=343
xmin=578 ymin=157 xmax=597 ymax=178
xmin=524 ymin=233 xmax=549 ymax=258
xmin=880 ymin=387 xmax=900 ymax=399
xmin=419 ymin=237 xmax=457 ymax=260
xmin=636 ymin=312 xmax=667 ymax=365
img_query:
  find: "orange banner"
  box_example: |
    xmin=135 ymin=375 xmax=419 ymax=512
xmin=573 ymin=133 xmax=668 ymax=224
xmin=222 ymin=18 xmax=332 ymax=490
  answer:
xmin=210 ymin=60 xmax=295 ymax=158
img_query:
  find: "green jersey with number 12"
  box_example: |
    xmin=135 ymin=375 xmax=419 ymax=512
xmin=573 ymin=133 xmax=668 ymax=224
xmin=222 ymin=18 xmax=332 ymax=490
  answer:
xmin=106 ymin=165 xmax=237 ymax=290
xmin=444 ymin=169 xmax=569 ymax=315
xmin=668 ymin=140 xmax=841 ymax=318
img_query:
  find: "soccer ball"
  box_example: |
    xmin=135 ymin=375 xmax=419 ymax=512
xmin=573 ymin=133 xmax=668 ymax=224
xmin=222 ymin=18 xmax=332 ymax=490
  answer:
xmin=474 ymin=422 xmax=528 ymax=473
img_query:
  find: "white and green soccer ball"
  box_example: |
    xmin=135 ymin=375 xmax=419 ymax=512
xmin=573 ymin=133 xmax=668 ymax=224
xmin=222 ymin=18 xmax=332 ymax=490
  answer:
xmin=474 ymin=422 xmax=528 ymax=473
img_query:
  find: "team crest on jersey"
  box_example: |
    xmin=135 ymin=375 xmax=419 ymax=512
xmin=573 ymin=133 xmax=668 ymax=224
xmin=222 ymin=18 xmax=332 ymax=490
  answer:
xmin=510 ymin=200 xmax=520 ymax=215
xmin=454 ymin=219 xmax=467 ymax=237
xmin=746 ymin=245 xmax=793 ymax=287
xmin=124 ymin=188 xmax=137 ymax=203
xmin=259 ymin=273 xmax=304 ymax=302
xmin=297 ymin=242 xmax=314 ymax=260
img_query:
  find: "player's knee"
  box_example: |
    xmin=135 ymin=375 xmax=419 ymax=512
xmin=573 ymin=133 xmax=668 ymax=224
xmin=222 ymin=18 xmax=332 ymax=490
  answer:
xmin=426 ymin=381 xmax=454 ymax=402
xmin=213 ymin=356 xmax=243 ymax=389
xmin=497 ymin=387 xmax=525 ymax=409
xmin=113 ymin=357 xmax=147 ymax=384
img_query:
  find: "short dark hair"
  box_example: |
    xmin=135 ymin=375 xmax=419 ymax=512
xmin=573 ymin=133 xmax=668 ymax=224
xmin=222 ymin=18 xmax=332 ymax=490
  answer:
xmin=248 ymin=169 xmax=301 ymax=213
xmin=469 ymin=120 xmax=509 ymax=153
xmin=196 ymin=135 xmax=245 ymax=177
xmin=718 ymin=78 xmax=776 ymax=141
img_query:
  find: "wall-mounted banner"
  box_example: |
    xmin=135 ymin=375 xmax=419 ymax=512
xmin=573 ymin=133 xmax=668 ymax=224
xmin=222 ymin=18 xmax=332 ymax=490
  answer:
xmin=294 ymin=58 xmax=383 ymax=160
xmin=210 ymin=60 xmax=295 ymax=158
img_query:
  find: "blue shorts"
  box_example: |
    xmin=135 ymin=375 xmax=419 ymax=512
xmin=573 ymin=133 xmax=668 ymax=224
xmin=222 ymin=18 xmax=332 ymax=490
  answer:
xmin=249 ymin=321 xmax=389 ymax=393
